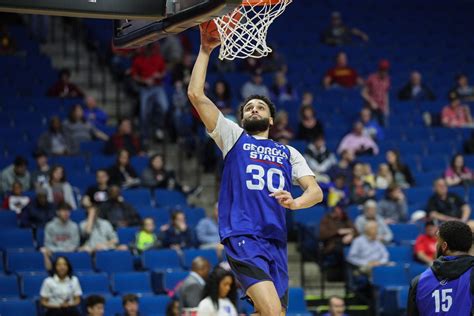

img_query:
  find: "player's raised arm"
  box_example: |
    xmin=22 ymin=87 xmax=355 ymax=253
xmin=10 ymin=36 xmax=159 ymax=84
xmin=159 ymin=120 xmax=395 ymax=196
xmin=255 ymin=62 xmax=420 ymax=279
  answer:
xmin=187 ymin=23 xmax=221 ymax=132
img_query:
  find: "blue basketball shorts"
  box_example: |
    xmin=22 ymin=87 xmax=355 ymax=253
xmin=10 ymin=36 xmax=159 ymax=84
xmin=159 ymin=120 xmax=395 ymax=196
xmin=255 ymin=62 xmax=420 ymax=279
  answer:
xmin=223 ymin=235 xmax=289 ymax=307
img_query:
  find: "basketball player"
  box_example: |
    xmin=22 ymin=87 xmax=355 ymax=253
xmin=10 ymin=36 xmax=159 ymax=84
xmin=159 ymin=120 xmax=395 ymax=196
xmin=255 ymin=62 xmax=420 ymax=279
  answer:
xmin=187 ymin=25 xmax=323 ymax=316
xmin=407 ymin=221 xmax=474 ymax=315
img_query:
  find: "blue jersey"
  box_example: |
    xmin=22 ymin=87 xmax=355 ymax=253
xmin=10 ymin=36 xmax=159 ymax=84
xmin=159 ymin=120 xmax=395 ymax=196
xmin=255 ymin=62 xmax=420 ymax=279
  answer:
xmin=416 ymin=267 xmax=473 ymax=315
xmin=218 ymin=131 xmax=292 ymax=242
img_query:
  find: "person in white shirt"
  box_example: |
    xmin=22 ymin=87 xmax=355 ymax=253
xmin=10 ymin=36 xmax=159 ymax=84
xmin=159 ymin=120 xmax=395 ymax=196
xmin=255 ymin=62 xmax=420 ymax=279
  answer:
xmin=197 ymin=267 xmax=238 ymax=316
xmin=40 ymin=256 xmax=82 ymax=316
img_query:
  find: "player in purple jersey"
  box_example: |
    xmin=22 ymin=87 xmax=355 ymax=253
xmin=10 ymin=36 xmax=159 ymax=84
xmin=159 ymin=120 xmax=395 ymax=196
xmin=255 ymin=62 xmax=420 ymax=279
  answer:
xmin=187 ymin=26 xmax=323 ymax=316
xmin=407 ymin=221 xmax=474 ymax=316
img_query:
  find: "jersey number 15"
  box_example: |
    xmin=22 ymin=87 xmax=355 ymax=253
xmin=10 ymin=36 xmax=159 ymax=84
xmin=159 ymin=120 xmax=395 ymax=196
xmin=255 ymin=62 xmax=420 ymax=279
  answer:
xmin=432 ymin=288 xmax=453 ymax=313
xmin=246 ymin=164 xmax=285 ymax=192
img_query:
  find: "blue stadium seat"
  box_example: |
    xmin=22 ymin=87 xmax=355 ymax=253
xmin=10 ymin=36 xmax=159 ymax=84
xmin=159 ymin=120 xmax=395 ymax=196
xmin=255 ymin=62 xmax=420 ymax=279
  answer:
xmin=0 ymin=211 xmax=18 ymax=228
xmin=408 ymin=263 xmax=428 ymax=280
xmin=397 ymin=286 xmax=410 ymax=311
xmin=117 ymin=227 xmax=139 ymax=245
xmin=122 ymin=189 xmax=153 ymax=207
xmin=372 ymin=265 xmax=409 ymax=288
xmin=387 ymin=246 xmax=414 ymax=263
xmin=21 ymin=272 xmax=48 ymax=299
xmin=89 ymin=156 xmax=115 ymax=172
xmin=389 ymin=224 xmax=421 ymax=245
xmin=50 ymin=156 xmax=88 ymax=173
xmin=292 ymin=205 xmax=327 ymax=226
xmin=0 ymin=275 xmax=20 ymax=299
xmin=70 ymin=210 xmax=87 ymax=223
xmin=53 ymin=252 xmax=93 ymax=272
xmin=0 ymin=299 xmax=37 ymax=315
xmin=163 ymin=271 xmax=189 ymax=292
xmin=287 ymin=287 xmax=311 ymax=315
xmin=112 ymin=272 xmax=153 ymax=295
xmin=130 ymin=156 xmax=149 ymax=174
xmin=0 ymin=229 xmax=34 ymax=251
xmin=142 ymin=249 xmax=182 ymax=272
xmin=155 ymin=189 xmax=187 ymax=208
xmin=78 ymin=273 xmax=110 ymax=296
xmin=136 ymin=207 xmax=170 ymax=227
xmin=104 ymin=296 xmax=123 ymax=316
xmin=80 ymin=141 xmax=105 ymax=155
xmin=7 ymin=251 xmax=45 ymax=274
xmin=140 ymin=295 xmax=171 ymax=315
xmin=95 ymin=251 xmax=135 ymax=273
xmin=404 ymin=187 xmax=433 ymax=205
xmin=183 ymin=249 xmax=219 ymax=269
xmin=183 ymin=207 xmax=206 ymax=228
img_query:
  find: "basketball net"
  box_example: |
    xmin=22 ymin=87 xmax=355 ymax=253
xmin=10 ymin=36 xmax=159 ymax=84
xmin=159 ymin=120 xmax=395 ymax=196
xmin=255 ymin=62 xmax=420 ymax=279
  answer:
xmin=213 ymin=0 xmax=292 ymax=61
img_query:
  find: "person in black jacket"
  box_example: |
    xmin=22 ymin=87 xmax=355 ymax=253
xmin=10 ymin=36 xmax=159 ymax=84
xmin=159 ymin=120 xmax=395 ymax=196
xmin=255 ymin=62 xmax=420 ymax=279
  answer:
xmin=107 ymin=149 xmax=140 ymax=189
xmin=98 ymin=185 xmax=141 ymax=228
xmin=398 ymin=71 xmax=436 ymax=101
xmin=20 ymin=188 xmax=55 ymax=228
xmin=386 ymin=150 xmax=415 ymax=188
xmin=407 ymin=221 xmax=474 ymax=315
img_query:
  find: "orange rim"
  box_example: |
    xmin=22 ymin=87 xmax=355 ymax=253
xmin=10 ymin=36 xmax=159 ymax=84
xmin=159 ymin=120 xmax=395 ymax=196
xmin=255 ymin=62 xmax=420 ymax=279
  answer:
xmin=242 ymin=0 xmax=282 ymax=6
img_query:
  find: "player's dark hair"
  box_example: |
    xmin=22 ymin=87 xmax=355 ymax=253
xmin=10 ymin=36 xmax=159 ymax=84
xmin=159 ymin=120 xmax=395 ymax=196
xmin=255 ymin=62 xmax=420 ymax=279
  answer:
xmin=202 ymin=267 xmax=237 ymax=311
xmin=122 ymin=293 xmax=139 ymax=306
xmin=438 ymin=221 xmax=472 ymax=253
xmin=86 ymin=295 xmax=105 ymax=310
xmin=239 ymin=95 xmax=276 ymax=120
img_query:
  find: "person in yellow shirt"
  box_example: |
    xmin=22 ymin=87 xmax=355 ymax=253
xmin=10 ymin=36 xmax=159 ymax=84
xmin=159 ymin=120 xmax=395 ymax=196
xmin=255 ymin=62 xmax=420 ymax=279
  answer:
xmin=135 ymin=217 xmax=159 ymax=252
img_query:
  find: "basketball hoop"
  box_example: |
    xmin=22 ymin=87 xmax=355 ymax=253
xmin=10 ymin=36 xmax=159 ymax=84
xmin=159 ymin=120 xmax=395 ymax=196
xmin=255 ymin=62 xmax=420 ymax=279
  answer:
xmin=213 ymin=0 xmax=292 ymax=60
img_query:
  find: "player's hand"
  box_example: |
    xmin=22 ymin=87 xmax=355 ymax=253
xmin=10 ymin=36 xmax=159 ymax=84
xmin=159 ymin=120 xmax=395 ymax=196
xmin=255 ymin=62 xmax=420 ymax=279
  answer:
xmin=199 ymin=24 xmax=221 ymax=53
xmin=269 ymin=190 xmax=298 ymax=210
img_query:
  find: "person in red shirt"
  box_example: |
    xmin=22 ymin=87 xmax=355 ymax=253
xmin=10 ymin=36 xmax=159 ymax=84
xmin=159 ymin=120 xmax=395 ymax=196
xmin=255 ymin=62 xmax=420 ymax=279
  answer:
xmin=323 ymin=52 xmax=363 ymax=89
xmin=441 ymin=92 xmax=473 ymax=128
xmin=104 ymin=118 xmax=143 ymax=156
xmin=414 ymin=221 xmax=438 ymax=265
xmin=361 ymin=59 xmax=391 ymax=126
xmin=130 ymin=43 xmax=169 ymax=141
xmin=47 ymin=68 xmax=84 ymax=98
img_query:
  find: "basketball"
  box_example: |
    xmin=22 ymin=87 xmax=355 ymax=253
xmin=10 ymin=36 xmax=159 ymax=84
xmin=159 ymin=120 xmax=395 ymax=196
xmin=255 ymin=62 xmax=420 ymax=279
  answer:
xmin=200 ymin=19 xmax=220 ymax=40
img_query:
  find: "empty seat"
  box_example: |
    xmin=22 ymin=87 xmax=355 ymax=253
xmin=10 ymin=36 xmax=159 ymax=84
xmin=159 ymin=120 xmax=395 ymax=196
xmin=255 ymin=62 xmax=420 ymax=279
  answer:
xmin=0 ymin=275 xmax=20 ymax=299
xmin=389 ymin=224 xmax=421 ymax=245
xmin=7 ymin=251 xmax=45 ymax=274
xmin=142 ymin=249 xmax=182 ymax=271
xmin=163 ymin=271 xmax=189 ymax=292
xmin=183 ymin=249 xmax=219 ymax=269
xmin=292 ymin=205 xmax=327 ymax=226
xmin=112 ymin=272 xmax=153 ymax=295
xmin=140 ymin=295 xmax=171 ymax=315
xmin=70 ymin=210 xmax=87 ymax=224
xmin=136 ymin=207 xmax=170 ymax=227
xmin=0 ymin=229 xmax=34 ymax=251
xmin=78 ymin=273 xmax=110 ymax=296
xmin=117 ymin=227 xmax=139 ymax=245
xmin=21 ymin=272 xmax=48 ymax=299
xmin=387 ymin=246 xmax=414 ymax=263
xmin=122 ymin=189 xmax=153 ymax=207
xmin=0 ymin=299 xmax=37 ymax=315
xmin=53 ymin=252 xmax=93 ymax=272
xmin=404 ymin=187 xmax=433 ymax=205
xmin=287 ymin=287 xmax=311 ymax=315
xmin=408 ymin=263 xmax=428 ymax=280
xmin=95 ymin=251 xmax=135 ymax=273
xmin=155 ymin=189 xmax=187 ymax=208
xmin=104 ymin=296 xmax=123 ymax=316
xmin=183 ymin=207 xmax=206 ymax=228
xmin=372 ymin=265 xmax=409 ymax=288
xmin=0 ymin=211 xmax=18 ymax=228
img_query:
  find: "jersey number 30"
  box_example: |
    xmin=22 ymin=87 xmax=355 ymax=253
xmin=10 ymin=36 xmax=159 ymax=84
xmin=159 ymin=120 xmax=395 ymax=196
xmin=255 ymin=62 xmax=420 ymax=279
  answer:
xmin=246 ymin=164 xmax=285 ymax=192
xmin=432 ymin=289 xmax=453 ymax=312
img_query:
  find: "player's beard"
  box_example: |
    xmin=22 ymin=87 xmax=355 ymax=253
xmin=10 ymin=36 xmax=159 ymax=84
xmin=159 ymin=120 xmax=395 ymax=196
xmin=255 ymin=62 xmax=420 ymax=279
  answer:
xmin=436 ymin=243 xmax=444 ymax=258
xmin=242 ymin=117 xmax=270 ymax=134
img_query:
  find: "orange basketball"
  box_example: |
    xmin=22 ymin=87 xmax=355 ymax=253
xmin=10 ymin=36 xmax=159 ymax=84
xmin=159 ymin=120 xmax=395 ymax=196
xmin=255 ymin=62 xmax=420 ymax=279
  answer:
xmin=200 ymin=19 xmax=220 ymax=40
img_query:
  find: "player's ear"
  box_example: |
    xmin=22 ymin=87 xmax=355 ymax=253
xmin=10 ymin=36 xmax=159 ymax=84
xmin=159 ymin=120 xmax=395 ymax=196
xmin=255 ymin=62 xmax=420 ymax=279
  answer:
xmin=269 ymin=116 xmax=274 ymax=127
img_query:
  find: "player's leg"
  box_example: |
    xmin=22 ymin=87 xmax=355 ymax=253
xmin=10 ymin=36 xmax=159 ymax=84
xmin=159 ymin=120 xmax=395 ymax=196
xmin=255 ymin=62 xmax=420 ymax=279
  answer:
xmin=246 ymin=281 xmax=283 ymax=316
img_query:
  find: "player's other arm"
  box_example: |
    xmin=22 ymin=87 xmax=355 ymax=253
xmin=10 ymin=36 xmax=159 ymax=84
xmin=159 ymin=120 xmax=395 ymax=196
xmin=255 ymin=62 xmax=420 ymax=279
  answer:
xmin=187 ymin=25 xmax=221 ymax=132
xmin=270 ymin=176 xmax=323 ymax=210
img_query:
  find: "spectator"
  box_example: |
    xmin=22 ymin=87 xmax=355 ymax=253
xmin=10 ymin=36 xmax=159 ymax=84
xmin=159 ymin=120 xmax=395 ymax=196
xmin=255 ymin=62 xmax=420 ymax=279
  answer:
xmin=269 ymin=110 xmax=294 ymax=144
xmin=85 ymin=295 xmax=105 ymax=316
xmin=0 ymin=155 xmax=31 ymax=196
xmin=378 ymin=184 xmax=408 ymax=224
xmin=172 ymin=53 xmax=193 ymax=85
xmin=162 ymin=210 xmax=194 ymax=251
xmin=323 ymin=52 xmax=363 ymax=89
xmin=107 ymin=149 xmax=140 ymax=189
xmin=321 ymin=296 xmax=348 ymax=316
xmin=304 ymin=135 xmax=337 ymax=182
xmin=83 ymin=96 xmax=108 ymax=127
xmin=361 ymin=60 xmax=391 ymax=126
xmin=441 ymin=92 xmax=473 ymax=128
xmin=296 ymin=105 xmax=324 ymax=141
xmin=270 ymin=70 xmax=297 ymax=102
xmin=450 ymin=73 xmax=474 ymax=102
xmin=375 ymin=163 xmax=393 ymax=189
xmin=38 ymin=116 xmax=79 ymax=156
xmin=361 ymin=164 xmax=375 ymax=189
xmin=337 ymin=121 xmax=379 ymax=156
xmin=98 ymin=185 xmax=141 ymax=228
xmin=0 ymin=24 xmax=16 ymax=55
xmin=2 ymin=181 xmax=30 ymax=214
xmin=327 ymin=174 xmax=350 ymax=207
xmin=444 ymin=154 xmax=473 ymax=186
xmin=130 ymin=43 xmax=169 ymax=140
xmin=398 ymin=71 xmax=436 ymax=101
xmin=20 ymin=188 xmax=55 ymax=228
xmin=427 ymin=178 xmax=471 ymax=222
xmin=166 ymin=300 xmax=180 ymax=316
xmin=210 ymin=79 xmax=234 ymax=116
xmin=196 ymin=203 xmax=223 ymax=255
xmin=41 ymin=202 xmax=80 ymax=256
xmin=40 ymin=256 xmax=82 ymax=316
xmin=354 ymin=200 xmax=393 ymax=243
xmin=414 ymin=221 xmax=438 ymax=265
xmin=82 ymin=169 xmax=109 ymax=208
xmin=197 ymin=267 xmax=238 ymax=316
xmin=319 ymin=204 xmax=357 ymax=273
xmin=359 ymin=107 xmax=384 ymax=141
xmin=63 ymin=104 xmax=108 ymax=144
xmin=31 ymin=150 xmax=50 ymax=190
xmin=122 ymin=294 xmax=140 ymax=316
xmin=47 ymin=68 xmax=84 ymax=98
xmin=328 ymin=149 xmax=355 ymax=181
xmin=241 ymin=57 xmax=262 ymax=74
xmin=261 ymin=48 xmax=287 ymax=73
xmin=44 ymin=165 xmax=77 ymax=209
xmin=346 ymin=220 xmax=389 ymax=274
xmin=161 ymin=35 xmax=184 ymax=69
xmin=179 ymin=257 xmax=211 ymax=311
xmin=350 ymin=163 xmax=376 ymax=205
xmin=135 ymin=217 xmax=160 ymax=252
xmin=104 ymin=118 xmax=143 ymax=156
xmin=241 ymin=70 xmax=270 ymax=99
xmin=385 ymin=150 xmax=415 ymax=188
xmin=301 ymin=91 xmax=314 ymax=107
xmin=321 ymin=11 xmax=369 ymax=46
xmin=79 ymin=206 xmax=127 ymax=253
